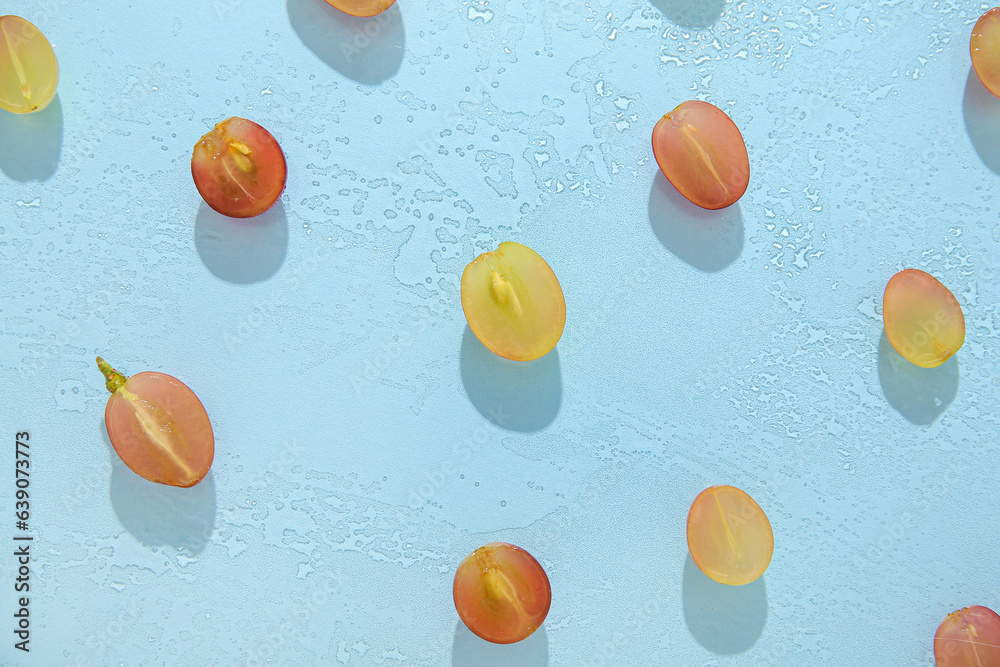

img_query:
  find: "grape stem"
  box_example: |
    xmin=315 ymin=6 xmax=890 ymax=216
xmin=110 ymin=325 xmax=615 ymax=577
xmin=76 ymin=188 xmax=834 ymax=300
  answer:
xmin=96 ymin=356 xmax=127 ymax=393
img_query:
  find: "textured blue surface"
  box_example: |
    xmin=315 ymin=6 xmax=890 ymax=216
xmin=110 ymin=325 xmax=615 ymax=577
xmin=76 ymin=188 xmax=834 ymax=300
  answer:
xmin=1 ymin=0 xmax=999 ymax=664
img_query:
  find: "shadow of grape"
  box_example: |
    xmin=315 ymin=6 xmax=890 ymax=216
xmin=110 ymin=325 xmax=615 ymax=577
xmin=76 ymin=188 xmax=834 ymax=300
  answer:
xmin=682 ymin=555 xmax=767 ymax=654
xmin=964 ymin=66 xmax=1000 ymax=175
xmin=648 ymin=171 xmax=744 ymax=272
xmin=102 ymin=425 xmax=216 ymax=555
xmin=0 ymin=94 xmax=62 ymax=181
xmin=452 ymin=620 xmax=549 ymax=666
xmin=288 ymin=0 xmax=404 ymax=85
xmin=459 ymin=326 xmax=562 ymax=432
xmin=649 ymin=0 xmax=725 ymax=27
xmin=194 ymin=200 xmax=288 ymax=284
xmin=877 ymin=331 xmax=959 ymax=425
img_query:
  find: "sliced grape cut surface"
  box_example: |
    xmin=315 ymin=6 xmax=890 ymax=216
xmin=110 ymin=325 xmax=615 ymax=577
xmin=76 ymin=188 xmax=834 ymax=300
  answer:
xmin=687 ymin=485 xmax=773 ymax=586
xmin=98 ymin=358 xmax=214 ymax=488
xmin=883 ymin=269 xmax=965 ymax=368
xmin=323 ymin=0 xmax=396 ymax=16
xmin=652 ymin=100 xmax=749 ymax=210
xmin=191 ymin=116 xmax=287 ymax=218
xmin=461 ymin=242 xmax=566 ymax=361
xmin=934 ymin=606 xmax=1000 ymax=666
xmin=972 ymin=8 xmax=1000 ymax=98
xmin=453 ymin=542 xmax=551 ymax=644
xmin=0 ymin=15 xmax=58 ymax=114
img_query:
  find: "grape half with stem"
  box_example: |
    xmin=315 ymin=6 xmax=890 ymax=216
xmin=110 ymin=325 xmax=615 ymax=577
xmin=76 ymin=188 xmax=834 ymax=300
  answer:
xmin=97 ymin=357 xmax=214 ymax=488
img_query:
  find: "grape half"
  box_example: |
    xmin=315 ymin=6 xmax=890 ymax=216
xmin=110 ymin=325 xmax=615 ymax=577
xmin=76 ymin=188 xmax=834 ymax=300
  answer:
xmin=97 ymin=357 xmax=214 ymax=488
xmin=453 ymin=542 xmax=551 ymax=644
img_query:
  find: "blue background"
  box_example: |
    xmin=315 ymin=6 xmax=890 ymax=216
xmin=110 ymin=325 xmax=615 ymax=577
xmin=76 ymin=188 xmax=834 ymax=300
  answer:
xmin=1 ymin=0 xmax=999 ymax=664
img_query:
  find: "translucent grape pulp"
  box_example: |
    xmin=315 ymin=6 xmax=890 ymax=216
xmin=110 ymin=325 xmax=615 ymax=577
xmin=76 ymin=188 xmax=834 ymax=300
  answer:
xmin=971 ymin=8 xmax=1000 ymax=98
xmin=687 ymin=485 xmax=773 ymax=586
xmin=453 ymin=542 xmax=551 ymax=644
xmin=99 ymin=358 xmax=214 ymax=488
xmin=0 ymin=16 xmax=58 ymax=114
xmin=652 ymin=100 xmax=749 ymax=210
xmin=883 ymin=269 xmax=965 ymax=368
xmin=323 ymin=0 xmax=396 ymax=17
xmin=461 ymin=242 xmax=565 ymax=361
xmin=191 ymin=117 xmax=287 ymax=218
xmin=934 ymin=606 xmax=1000 ymax=666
